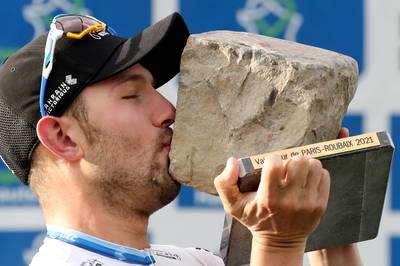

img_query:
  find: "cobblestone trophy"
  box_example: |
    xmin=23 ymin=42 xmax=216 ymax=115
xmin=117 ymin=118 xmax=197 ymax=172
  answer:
xmin=169 ymin=31 xmax=394 ymax=266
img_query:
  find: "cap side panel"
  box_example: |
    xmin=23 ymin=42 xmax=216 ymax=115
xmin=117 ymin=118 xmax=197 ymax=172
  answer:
xmin=0 ymin=95 xmax=37 ymax=184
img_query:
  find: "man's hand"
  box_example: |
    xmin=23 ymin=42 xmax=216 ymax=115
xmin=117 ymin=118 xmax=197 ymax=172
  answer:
xmin=214 ymin=154 xmax=330 ymax=265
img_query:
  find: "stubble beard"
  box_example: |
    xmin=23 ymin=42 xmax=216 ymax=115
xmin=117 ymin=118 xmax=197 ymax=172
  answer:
xmin=84 ymin=124 xmax=180 ymax=219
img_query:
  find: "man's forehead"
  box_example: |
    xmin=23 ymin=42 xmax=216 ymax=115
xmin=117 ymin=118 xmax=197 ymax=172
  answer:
xmin=113 ymin=64 xmax=155 ymax=85
xmin=88 ymin=63 xmax=155 ymax=91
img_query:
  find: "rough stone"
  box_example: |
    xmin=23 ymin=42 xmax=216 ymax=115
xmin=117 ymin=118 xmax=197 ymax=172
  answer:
xmin=169 ymin=31 xmax=358 ymax=194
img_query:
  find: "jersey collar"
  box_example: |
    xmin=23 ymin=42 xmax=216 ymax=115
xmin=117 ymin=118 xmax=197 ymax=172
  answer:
xmin=46 ymin=225 xmax=155 ymax=265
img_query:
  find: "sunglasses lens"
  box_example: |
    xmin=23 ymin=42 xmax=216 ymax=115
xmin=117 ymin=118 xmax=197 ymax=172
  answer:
xmin=54 ymin=16 xmax=100 ymax=33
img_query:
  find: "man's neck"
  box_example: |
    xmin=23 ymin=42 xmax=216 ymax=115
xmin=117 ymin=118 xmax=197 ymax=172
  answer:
xmin=43 ymin=191 xmax=151 ymax=249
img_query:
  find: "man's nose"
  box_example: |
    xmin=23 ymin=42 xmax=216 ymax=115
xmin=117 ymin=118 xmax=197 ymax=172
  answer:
xmin=152 ymin=92 xmax=176 ymax=128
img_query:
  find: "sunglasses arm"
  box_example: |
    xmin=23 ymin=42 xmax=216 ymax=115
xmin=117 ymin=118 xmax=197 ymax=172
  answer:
xmin=42 ymin=25 xmax=64 ymax=79
xmin=39 ymin=24 xmax=64 ymax=116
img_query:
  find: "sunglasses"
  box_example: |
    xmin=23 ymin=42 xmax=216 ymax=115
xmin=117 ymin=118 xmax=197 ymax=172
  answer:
xmin=39 ymin=14 xmax=116 ymax=116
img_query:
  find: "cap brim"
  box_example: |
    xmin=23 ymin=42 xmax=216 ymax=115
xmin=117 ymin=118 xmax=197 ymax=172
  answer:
xmin=91 ymin=12 xmax=189 ymax=88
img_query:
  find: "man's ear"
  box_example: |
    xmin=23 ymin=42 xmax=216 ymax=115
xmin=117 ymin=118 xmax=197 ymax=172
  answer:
xmin=36 ymin=116 xmax=83 ymax=161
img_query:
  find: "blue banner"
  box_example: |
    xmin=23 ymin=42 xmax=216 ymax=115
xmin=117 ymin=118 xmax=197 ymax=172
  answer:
xmin=0 ymin=231 xmax=45 ymax=266
xmin=181 ymin=0 xmax=364 ymax=74
xmin=0 ymin=0 xmax=151 ymax=63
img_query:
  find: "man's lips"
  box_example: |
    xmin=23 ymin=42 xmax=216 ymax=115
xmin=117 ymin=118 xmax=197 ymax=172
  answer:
xmin=160 ymin=128 xmax=173 ymax=152
xmin=162 ymin=143 xmax=171 ymax=152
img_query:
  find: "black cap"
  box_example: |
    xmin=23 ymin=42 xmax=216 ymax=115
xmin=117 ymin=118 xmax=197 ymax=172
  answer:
xmin=0 ymin=12 xmax=189 ymax=184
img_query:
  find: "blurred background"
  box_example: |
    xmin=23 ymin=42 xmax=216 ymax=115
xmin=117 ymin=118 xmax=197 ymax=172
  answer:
xmin=0 ymin=0 xmax=398 ymax=265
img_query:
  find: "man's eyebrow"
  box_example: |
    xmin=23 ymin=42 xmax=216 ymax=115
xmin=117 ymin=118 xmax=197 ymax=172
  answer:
xmin=122 ymin=73 xmax=155 ymax=87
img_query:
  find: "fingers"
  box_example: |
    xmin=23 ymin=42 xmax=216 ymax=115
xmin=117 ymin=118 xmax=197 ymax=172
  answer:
xmin=256 ymin=154 xmax=285 ymax=202
xmin=304 ymin=158 xmax=330 ymax=217
xmin=257 ymin=155 xmax=318 ymax=201
xmin=305 ymin=159 xmax=323 ymax=192
xmin=285 ymin=156 xmax=310 ymax=188
xmin=317 ymin=168 xmax=331 ymax=212
xmin=281 ymin=156 xmax=330 ymax=215
xmin=260 ymin=154 xmax=285 ymax=187
xmin=306 ymin=159 xmax=330 ymax=212
xmin=338 ymin=127 xmax=349 ymax=139
xmin=214 ymin=157 xmax=242 ymax=212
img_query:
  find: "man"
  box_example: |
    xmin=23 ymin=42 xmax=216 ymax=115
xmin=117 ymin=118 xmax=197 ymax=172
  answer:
xmin=0 ymin=12 xmax=361 ymax=265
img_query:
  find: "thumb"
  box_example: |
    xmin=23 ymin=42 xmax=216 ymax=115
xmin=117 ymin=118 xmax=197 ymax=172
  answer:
xmin=214 ymin=157 xmax=241 ymax=210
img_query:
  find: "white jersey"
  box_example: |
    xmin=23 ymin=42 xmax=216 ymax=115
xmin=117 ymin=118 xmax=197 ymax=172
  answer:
xmin=30 ymin=226 xmax=224 ymax=266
